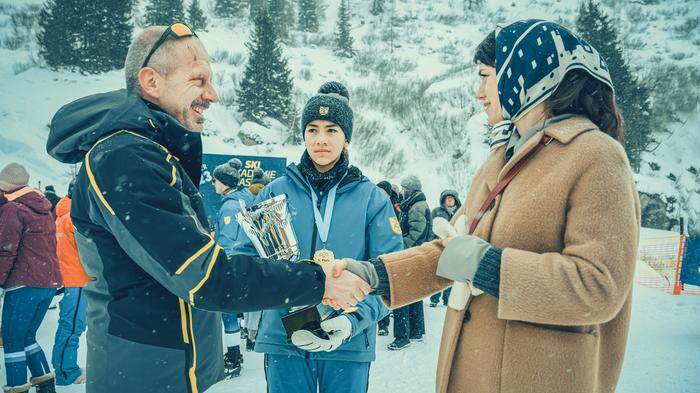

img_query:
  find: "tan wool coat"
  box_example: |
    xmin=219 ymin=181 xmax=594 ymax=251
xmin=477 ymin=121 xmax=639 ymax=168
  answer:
xmin=379 ymin=116 xmax=640 ymax=393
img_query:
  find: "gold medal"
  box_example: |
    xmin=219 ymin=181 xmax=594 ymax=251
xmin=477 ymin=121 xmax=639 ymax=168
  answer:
xmin=313 ymin=249 xmax=335 ymax=264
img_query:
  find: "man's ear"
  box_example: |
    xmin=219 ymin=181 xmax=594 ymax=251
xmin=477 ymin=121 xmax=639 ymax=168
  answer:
xmin=138 ymin=67 xmax=161 ymax=100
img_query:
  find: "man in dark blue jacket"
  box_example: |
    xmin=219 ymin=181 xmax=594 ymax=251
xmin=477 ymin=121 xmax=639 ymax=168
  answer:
xmin=388 ymin=176 xmax=431 ymax=350
xmin=46 ymin=23 xmax=369 ymax=393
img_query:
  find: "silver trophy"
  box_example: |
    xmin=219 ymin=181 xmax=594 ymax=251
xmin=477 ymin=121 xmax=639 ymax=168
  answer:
xmin=236 ymin=194 xmax=300 ymax=262
xmin=237 ymin=195 xmax=330 ymax=341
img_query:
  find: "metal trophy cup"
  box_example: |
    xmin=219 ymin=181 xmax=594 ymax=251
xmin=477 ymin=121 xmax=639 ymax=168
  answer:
xmin=236 ymin=195 xmax=329 ymax=342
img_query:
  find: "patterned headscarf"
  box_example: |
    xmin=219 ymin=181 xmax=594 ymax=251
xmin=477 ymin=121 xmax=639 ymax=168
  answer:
xmin=487 ymin=19 xmax=614 ymax=151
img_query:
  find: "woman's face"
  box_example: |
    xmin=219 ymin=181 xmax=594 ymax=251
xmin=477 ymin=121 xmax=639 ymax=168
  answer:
xmin=304 ymin=120 xmax=348 ymax=172
xmin=475 ymin=63 xmax=503 ymax=126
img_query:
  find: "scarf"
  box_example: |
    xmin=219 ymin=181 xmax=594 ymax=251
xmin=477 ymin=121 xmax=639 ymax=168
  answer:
xmin=298 ymin=150 xmax=349 ymax=194
xmin=488 ymin=19 xmax=614 ymax=151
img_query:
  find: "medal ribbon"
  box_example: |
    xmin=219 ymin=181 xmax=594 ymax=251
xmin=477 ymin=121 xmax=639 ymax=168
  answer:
xmin=310 ymin=182 xmax=341 ymax=245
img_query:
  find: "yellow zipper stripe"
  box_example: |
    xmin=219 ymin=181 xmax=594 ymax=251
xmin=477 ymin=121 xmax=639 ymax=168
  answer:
xmin=178 ymin=298 xmax=189 ymax=344
xmin=85 ymin=144 xmax=116 ymax=216
xmin=166 ymin=154 xmax=177 ymax=186
xmin=175 ymin=238 xmax=214 ymax=275
xmin=186 ymin=304 xmax=198 ymax=393
xmin=188 ymin=245 xmax=222 ymax=305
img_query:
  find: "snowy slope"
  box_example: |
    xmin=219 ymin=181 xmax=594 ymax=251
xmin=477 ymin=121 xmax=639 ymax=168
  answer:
xmin=2 ymin=0 xmax=698 ymax=209
xmin=1 ymin=283 xmax=698 ymax=392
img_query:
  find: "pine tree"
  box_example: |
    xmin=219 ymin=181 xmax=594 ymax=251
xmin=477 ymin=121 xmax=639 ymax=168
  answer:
xmin=298 ymin=0 xmax=319 ymax=32
xmin=249 ymin=0 xmax=268 ymax=20
xmin=282 ymin=0 xmax=296 ymax=31
xmin=334 ymin=0 xmax=354 ymax=57
xmin=38 ymin=0 xmax=133 ymax=74
xmin=238 ymin=11 xmax=295 ymax=126
xmin=85 ymin=1 xmax=134 ymax=73
xmin=144 ymin=0 xmax=184 ymax=26
xmin=576 ymin=0 xmax=655 ymax=172
xmin=37 ymin=0 xmax=82 ymax=70
xmin=187 ymin=0 xmax=207 ymax=31
xmin=370 ymin=0 xmax=384 ymax=16
xmin=214 ymin=0 xmax=246 ymax=18
xmin=267 ymin=0 xmax=289 ymax=40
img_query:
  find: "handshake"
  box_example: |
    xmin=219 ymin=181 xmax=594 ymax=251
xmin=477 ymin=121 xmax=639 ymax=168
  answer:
xmin=318 ymin=259 xmax=379 ymax=310
xmin=289 ymin=259 xmax=380 ymax=353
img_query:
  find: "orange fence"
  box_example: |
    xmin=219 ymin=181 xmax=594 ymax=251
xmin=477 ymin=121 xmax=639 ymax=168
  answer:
xmin=636 ymin=233 xmax=700 ymax=295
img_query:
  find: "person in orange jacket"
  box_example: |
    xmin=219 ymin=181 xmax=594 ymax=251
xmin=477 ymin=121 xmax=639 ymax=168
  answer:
xmin=52 ymin=181 xmax=91 ymax=386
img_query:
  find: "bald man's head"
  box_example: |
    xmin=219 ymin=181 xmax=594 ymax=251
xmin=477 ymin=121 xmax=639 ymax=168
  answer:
xmin=124 ymin=27 xmax=179 ymax=95
xmin=123 ymin=26 xmax=219 ymax=131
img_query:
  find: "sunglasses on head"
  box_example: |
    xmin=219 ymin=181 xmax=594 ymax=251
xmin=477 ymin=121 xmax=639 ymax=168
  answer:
xmin=142 ymin=22 xmax=197 ymax=69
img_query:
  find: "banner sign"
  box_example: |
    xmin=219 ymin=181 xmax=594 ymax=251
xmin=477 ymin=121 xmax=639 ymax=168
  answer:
xmin=200 ymin=154 xmax=287 ymax=228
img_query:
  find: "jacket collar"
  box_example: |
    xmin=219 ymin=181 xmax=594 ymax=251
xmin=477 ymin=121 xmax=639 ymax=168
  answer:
xmin=6 ymin=187 xmax=36 ymax=202
xmin=494 ymin=115 xmax=598 ymax=183
xmin=285 ymin=163 xmax=365 ymax=196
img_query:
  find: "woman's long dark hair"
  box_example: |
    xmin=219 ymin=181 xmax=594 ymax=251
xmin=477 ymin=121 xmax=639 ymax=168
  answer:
xmin=473 ymin=30 xmax=624 ymax=143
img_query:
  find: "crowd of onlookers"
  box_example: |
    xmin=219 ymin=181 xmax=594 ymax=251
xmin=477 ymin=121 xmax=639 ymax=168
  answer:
xmin=0 ymin=162 xmax=90 ymax=392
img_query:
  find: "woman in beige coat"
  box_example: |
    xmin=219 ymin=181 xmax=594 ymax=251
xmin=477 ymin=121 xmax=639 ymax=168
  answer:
xmin=333 ymin=20 xmax=640 ymax=393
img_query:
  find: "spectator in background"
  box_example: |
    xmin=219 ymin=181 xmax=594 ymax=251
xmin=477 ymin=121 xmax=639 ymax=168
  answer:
xmin=43 ymin=186 xmax=60 ymax=214
xmin=429 ymin=190 xmax=462 ymax=307
xmin=52 ymin=179 xmax=92 ymax=386
xmin=212 ymin=158 xmax=255 ymax=379
xmin=0 ymin=163 xmax=63 ymax=393
xmin=248 ymin=167 xmax=270 ymax=196
xmin=375 ymin=180 xmax=402 ymax=336
xmin=387 ymin=175 xmax=430 ymax=350
xmin=243 ymin=167 xmax=271 ymax=352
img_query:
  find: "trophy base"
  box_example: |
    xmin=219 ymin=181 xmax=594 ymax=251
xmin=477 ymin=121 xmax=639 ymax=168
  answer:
xmin=281 ymin=305 xmax=328 ymax=343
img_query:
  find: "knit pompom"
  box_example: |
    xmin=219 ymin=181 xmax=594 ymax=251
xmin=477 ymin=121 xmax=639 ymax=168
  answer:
xmin=318 ymin=81 xmax=350 ymax=101
xmin=227 ymin=158 xmax=243 ymax=170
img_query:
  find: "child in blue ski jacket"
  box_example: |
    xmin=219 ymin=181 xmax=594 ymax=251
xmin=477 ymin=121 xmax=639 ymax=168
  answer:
xmin=212 ymin=158 xmax=255 ymax=378
xmin=235 ymin=82 xmax=404 ymax=393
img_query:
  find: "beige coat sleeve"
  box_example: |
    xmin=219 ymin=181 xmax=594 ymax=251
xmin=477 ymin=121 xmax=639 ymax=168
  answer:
xmin=498 ymin=141 xmax=640 ymax=326
xmin=379 ymin=239 xmax=452 ymax=308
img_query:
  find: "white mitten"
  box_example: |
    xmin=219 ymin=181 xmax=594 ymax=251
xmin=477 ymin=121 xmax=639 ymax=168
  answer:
xmin=290 ymin=315 xmax=352 ymax=352
xmin=432 ymin=216 xmax=484 ymax=309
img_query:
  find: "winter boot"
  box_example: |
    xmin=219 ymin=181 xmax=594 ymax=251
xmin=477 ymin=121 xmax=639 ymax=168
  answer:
xmin=409 ymin=334 xmax=424 ymax=342
xmin=378 ymin=326 xmax=389 ymax=336
xmin=223 ymin=346 xmax=242 ymax=379
xmin=30 ymin=373 xmax=56 ymax=393
xmin=387 ymin=338 xmax=411 ymax=351
xmin=2 ymin=383 xmax=31 ymax=393
xmin=245 ymin=337 xmax=255 ymax=351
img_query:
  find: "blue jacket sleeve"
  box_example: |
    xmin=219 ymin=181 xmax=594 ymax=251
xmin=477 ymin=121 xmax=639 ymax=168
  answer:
xmin=216 ymin=199 xmax=244 ymax=256
xmin=347 ymin=187 xmax=404 ymax=337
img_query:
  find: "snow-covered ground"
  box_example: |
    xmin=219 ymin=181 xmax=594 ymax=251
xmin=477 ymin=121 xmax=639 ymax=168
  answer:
xmin=2 ymin=281 xmax=698 ymax=392
xmin=4 ymin=227 xmax=694 ymax=392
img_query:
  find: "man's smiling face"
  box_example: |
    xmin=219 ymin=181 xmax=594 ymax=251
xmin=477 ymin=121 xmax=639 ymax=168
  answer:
xmin=153 ymin=38 xmax=219 ymax=132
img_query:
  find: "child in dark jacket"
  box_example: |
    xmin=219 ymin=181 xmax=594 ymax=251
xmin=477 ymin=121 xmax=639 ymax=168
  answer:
xmin=0 ymin=163 xmax=63 ymax=393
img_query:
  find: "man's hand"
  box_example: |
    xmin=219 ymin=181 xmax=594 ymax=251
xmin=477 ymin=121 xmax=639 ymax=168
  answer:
xmin=333 ymin=258 xmax=379 ymax=289
xmin=290 ymin=315 xmax=352 ymax=352
xmin=321 ymin=262 xmax=370 ymax=310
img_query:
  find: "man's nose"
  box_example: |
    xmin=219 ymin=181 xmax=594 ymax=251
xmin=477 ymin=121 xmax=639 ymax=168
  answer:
xmin=203 ymin=84 xmax=219 ymax=103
